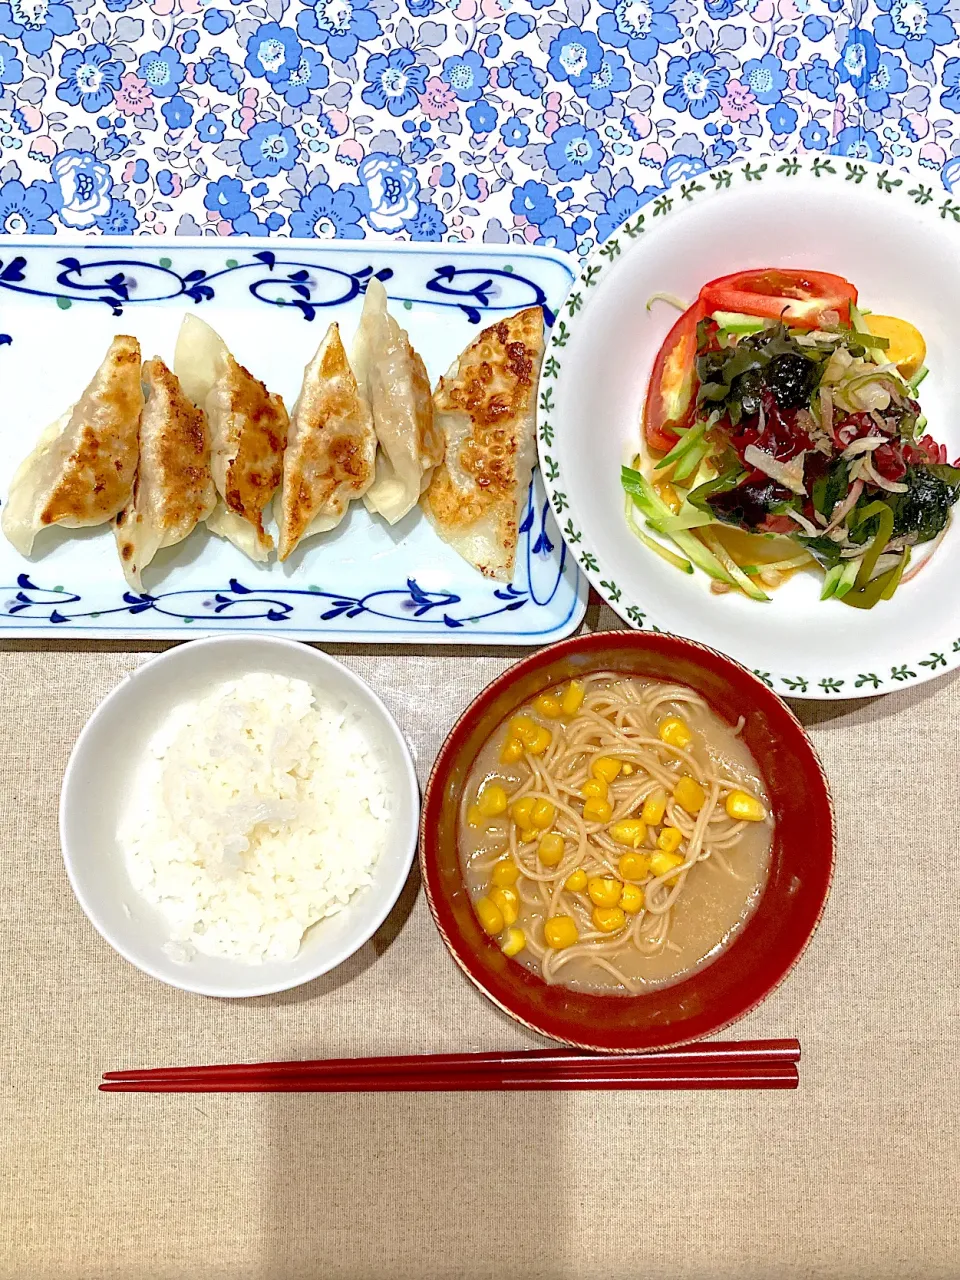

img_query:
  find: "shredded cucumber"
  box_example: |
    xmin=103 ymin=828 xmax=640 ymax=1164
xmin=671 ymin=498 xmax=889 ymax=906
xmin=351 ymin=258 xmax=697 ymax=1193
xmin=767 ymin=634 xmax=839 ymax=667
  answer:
xmin=834 ymin=559 xmax=861 ymax=599
xmin=654 ymin=418 xmax=709 ymax=472
xmin=909 ymin=365 xmax=929 ymax=391
xmin=622 ymin=467 xmax=736 ymax=585
xmin=700 ymin=530 xmax=771 ymax=602
xmin=711 ymin=310 xmax=766 ymax=336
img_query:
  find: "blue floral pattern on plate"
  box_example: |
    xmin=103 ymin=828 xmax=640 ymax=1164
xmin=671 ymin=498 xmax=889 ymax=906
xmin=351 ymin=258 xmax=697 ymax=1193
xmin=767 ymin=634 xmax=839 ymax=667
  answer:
xmin=0 ymin=236 xmax=585 ymax=641
xmin=1 ymin=0 xmax=960 ymax=255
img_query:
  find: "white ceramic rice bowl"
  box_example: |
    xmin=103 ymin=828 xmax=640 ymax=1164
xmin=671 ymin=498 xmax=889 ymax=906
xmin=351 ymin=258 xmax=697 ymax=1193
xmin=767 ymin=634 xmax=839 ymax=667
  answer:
xmin=60 ymin=635 xmax=419 ymax=997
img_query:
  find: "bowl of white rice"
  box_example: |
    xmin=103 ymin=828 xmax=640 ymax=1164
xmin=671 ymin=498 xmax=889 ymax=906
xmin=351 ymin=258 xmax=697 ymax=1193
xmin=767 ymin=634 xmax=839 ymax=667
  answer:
xmin=60 ymin=636 xmax=419 ymax=997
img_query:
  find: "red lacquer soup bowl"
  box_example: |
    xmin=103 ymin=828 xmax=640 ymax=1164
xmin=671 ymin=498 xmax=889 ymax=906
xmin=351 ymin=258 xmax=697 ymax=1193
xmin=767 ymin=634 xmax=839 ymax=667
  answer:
xmin=419 ymin=631 xmax=835 ymax=1053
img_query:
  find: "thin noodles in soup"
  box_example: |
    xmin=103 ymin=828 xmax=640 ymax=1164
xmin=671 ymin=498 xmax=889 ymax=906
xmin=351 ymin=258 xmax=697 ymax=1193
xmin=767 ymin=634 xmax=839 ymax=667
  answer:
xmin=459 ymin=673 xmax=773 ymax=994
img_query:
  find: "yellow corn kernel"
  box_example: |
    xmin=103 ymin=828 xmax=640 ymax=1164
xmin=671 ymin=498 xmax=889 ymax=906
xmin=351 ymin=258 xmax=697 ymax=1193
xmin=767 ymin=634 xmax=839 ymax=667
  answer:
xmin=618 ymin=851 xmax=651 ymax=881
xmin=659 ymin=716 xmax=692 ymax=750
xmin=510 ymin=715 xmax=539 ymax=747
xmin=499 ymin=736 xmax=524 ymax=765
xmin=619 ymin=883 xmax=644 ymax=914
xmin=518 ymin=827 xmax=537 ymax=845
xmin=587 ymin=876 xmax=623 ymax=908
xmin=544 ymin=915 xmax=578 ymax=949
xmin=583 ymin=796 xmax=613 ymax=823
xmin=538 ymin=831 xmax=565 ymax=867
xmin=491 ymin=859 xmax=520 ymax=888
xmin=581 ymin=776 xmax=609 ymax=802
xmin=477 ymin=782 xmax=508 ymax=818
xmin=560 ymin=680 xmax=585 ymax=716
xmin=641 ymin=788 xmax=667 ymax=826
xmin=476 ymin=896 xmax=504 ymax=936
xmin=673 ymin=775 xmax=706 ymax=815
xmin=592 ymin=905 xmax=627 ymax=933
xmin=621 ymin=763 xmax=634 ymax=776
xmin=609 ymin=819 xmax=648 ymax=848
xmin=725 ymin=790 xmax=767 ymax=822
xmin=527 ymin=726 xmax=552 ymax=756
xmin=489 ymin=886 xmax=519 ymax=927
xmin=530 ymin=798 xmax=556 ymax=830
xmin=591 ymin=756 xmax=623 ymax=783
xmin=534 ymin=693 xmax=563 ymax=719
xmin=657 ymin=826 xmax=683 ymax=854
xmin=650 ymin=850 xmax=686 ymax=883
xmin=564 ymin=867 xmax=587 ymax=892
xmin=510 ymin=795 xmax=536 ymax=827
xmin=501 ymin=926 xmax=526 ymax=957
xmin=467 ymin=804 xmax=483 ymax=827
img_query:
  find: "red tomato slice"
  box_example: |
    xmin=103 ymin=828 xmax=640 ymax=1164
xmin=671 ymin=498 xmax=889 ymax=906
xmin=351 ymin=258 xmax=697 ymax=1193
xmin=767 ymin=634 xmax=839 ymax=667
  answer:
xmin=643 ymin=300 xmax=704 ymax=452
xmin=700 ymin=268 xmax=857 ymax=329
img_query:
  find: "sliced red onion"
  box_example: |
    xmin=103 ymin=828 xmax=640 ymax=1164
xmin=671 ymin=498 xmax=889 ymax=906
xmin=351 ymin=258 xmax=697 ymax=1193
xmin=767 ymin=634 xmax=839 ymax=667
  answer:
xmin=902 ymin=524 xmax=949 ymax=583
xmin=841 ymin=436 xmax=887 ymax=460
xmin=824 ymin=478 xmax=864 ymax=532
xmin=820 ymin=387 xmax=834 ymax=439
xmin=743 ymin=444 xmax=807 ymax=495
xmin=785 ymin=508 xmax=820 ymax=536
xmin=860 ymin=456 xmax=909 ymax=494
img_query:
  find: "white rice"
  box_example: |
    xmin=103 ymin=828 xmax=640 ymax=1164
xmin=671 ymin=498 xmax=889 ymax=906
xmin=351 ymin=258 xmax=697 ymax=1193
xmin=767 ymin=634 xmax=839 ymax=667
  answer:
xmin=122 ymin=672 xmax=389 ymax=964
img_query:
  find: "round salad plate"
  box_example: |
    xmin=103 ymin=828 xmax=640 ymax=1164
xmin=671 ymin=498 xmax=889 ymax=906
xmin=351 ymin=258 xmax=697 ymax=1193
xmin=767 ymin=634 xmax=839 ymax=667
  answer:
xmin=540 ymin=154 xmax=960 ymax=700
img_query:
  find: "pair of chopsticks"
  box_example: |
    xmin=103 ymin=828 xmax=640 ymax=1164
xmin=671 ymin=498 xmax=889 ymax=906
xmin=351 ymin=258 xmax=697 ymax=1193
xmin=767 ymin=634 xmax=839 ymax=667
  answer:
xmin=101 ymin=1039 xmax=799 ymax=1093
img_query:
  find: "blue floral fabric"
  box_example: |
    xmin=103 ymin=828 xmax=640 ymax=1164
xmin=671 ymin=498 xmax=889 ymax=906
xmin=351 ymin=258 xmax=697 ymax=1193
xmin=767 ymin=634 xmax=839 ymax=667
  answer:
xmin=1 ymin=0 xmax=960 ymax=253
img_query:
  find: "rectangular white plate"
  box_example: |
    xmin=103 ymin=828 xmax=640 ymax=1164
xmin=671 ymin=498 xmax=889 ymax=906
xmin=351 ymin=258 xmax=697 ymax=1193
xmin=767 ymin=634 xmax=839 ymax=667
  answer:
xmin=0 ymin=236 xmax=585 ymax=643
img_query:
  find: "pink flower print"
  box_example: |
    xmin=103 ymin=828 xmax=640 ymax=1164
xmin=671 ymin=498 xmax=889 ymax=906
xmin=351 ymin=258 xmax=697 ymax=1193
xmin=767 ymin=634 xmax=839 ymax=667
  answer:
xmin=28 ymin=135 xmax=56 ymax=161
xmin=904 ymin=111 xmax=929 ymax=141
xmin=122 ymin=159 xmax=137 ymax=182
xmin=777 ymin=0 xmax=802 ymax=18
xmin=14 ymin=104 xmax=41 ymax=133
xmin=920 ymin=142 xmax=946 ymax=169
xmin=481 ymin=0 xmax=504 ymax=15
xmin=748 ymin=0 xmax=775 ymax=19
xmin=640 ymin=142 xmax=668 ymax=165
xmin=326 ymin=110 xmax=348 ymax=136
xmin=336 ymin=138 xmax=364 ymax=166
xmin=115 ymin=73 xmax=153 ymax=117
xmin=237 ymin=87 xmax=258 ymax=136
xmin=154 ymin=222 xmax=166 ymax=235
xmin=428 ymin=164 xmax=442 ymax=187
xmin=523 ymin=225 xmax=539 ymax=243
xmin=721 ymin=80 xmax=759 ymax=122
xmin=419 ymin=78 xmax=457 ymax=121
xmin=474 ymin=176 xmax=489 ymax=201
xmin=216 ymin=219 xmax=233 ymax=235
xmin=626 ymin=111 xmax=651 ymax=139
xmin=452 ymin=0 xmax=477 ymax=16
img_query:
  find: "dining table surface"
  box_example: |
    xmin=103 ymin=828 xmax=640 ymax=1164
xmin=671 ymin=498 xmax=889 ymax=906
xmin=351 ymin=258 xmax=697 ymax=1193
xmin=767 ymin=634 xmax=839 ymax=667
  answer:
xmin=5 ymin=0 xmax=960 ymax=1268
xmin=2 ymin=598 xmax=958 ymax=1279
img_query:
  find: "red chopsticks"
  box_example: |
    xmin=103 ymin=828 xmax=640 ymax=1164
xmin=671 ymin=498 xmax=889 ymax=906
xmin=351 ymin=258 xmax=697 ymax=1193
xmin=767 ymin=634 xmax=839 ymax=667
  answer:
xmin=100 ymin=1039 xmax=800 ymax=1093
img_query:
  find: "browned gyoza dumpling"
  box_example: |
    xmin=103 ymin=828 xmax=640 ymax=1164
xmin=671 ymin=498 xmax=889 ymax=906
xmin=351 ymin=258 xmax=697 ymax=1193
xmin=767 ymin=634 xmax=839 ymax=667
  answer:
xmin=276 ymin=322 xmax=375 ymax=561
xmin=422 ymin=307 xmax=544 ymax=581
xmin=174 ymin=314 xmax=288 ymax=562
xmin=351 ymin=278 xmax=443 ymax=525
xmin=2 ymin=335 xmax=143 ymax=556
xmin=114 ymin=357 xmax=217 ymax=591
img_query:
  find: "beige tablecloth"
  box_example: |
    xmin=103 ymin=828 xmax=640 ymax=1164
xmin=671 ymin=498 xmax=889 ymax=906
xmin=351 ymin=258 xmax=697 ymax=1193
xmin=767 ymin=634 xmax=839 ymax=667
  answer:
xmin=2 ymin=603 xmax=958 ymax=1280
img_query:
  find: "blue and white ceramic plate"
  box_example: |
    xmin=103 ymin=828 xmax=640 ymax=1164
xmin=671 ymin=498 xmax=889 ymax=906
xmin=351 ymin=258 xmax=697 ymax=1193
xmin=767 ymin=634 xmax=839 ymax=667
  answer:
xmin=0 ymin=236 xmax=585 ymax=643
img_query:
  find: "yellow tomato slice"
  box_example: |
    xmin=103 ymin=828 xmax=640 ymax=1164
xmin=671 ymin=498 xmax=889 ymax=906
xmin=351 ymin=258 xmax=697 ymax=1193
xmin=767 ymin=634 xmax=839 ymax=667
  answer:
xmin=864 ymin=315 xmax=926 ymax=380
